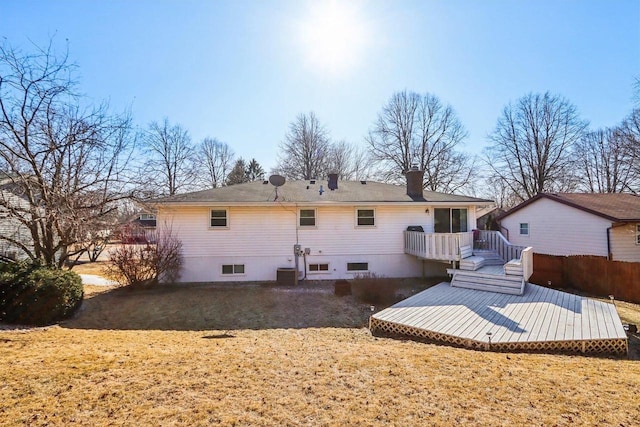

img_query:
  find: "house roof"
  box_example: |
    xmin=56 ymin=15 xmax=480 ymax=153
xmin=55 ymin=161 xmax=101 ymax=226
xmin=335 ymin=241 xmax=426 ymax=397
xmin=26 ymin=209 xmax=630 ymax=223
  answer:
xmin=153 ymin=180 xmax=492 ymax=206
xmin=498 ymin=192 xmax=640 ymax=223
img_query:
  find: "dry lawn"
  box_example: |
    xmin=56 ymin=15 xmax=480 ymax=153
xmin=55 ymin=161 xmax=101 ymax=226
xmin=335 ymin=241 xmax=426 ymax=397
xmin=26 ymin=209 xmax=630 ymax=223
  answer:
xmin=70 ymin=261 xmax=110 ymax=276
xmin=1 ymin=281 xmax=639 ymax=426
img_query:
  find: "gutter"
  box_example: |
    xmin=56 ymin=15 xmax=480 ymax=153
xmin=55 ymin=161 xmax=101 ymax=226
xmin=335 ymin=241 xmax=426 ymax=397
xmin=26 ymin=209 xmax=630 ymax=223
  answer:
xmin=152 ymin=200 xmax=486 ymax=208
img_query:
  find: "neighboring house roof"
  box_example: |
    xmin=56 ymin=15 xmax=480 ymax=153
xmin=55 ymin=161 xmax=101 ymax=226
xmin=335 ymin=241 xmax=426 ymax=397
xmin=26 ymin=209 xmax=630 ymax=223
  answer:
xmin=476 ymin=206 xmax=505 ymax=219
xmin=152 ymin=180 xmax=492 ymax=205
xmin=498 ymin=192 xmax=640 ymax=223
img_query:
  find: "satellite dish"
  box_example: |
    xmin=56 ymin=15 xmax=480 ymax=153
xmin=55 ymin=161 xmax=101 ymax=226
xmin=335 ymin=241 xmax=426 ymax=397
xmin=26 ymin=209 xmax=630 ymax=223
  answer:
xmin=269 ymin=174 xmax=286 ymax=187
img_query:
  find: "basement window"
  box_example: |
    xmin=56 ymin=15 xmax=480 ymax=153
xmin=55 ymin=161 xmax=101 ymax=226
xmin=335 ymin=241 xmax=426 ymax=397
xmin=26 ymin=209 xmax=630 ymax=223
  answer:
xmin=347 ymin=262 xmax=369 ymax=272
xmin=222 ymin=264 xmax=244 ymax=275
xmin=308 ymin=263 xmax=329 ymax=273
xmin=519 ymin=223 xmax=529 ymax=236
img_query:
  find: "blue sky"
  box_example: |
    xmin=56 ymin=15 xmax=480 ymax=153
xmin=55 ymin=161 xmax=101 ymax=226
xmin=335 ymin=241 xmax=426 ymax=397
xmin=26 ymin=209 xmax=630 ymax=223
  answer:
xmin=1 ymin=0 xmax=638 ymax=172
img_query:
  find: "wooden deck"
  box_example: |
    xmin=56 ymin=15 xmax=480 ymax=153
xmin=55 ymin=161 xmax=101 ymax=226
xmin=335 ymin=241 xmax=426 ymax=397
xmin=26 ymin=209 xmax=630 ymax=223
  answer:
xmin=370 ymin=282 xmax=628 ymax=355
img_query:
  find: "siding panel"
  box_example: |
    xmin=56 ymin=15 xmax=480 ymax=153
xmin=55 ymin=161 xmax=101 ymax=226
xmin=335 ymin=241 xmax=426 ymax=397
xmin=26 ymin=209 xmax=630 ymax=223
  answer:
xmin=610 ymin=223 xmax=640 ymax=263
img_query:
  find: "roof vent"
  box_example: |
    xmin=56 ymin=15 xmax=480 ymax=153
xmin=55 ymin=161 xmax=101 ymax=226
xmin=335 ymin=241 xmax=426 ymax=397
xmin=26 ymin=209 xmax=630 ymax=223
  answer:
xmin=360 ymin=181 xmax=367 ymax=185
xmin=310 ymin=180 xmax=316 ymax=185
xmin=319 ymin=185 xmax=324 ymax=195
xmin=263 ymin=180 xmax=269 ymax=184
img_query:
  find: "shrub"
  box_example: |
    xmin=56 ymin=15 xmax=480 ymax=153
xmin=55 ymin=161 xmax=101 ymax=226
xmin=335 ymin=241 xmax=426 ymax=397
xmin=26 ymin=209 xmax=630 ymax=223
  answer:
xmin=350 ymin=272 xmax=401 ymax=305
xmin=106 ymin=225 xmax=183 ymax=288
xmin=0 ymin=263 xmax=84 ymax=325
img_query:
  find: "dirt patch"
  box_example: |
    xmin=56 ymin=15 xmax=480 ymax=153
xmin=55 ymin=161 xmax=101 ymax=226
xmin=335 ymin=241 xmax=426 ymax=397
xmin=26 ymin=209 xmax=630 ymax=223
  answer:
xmin=67 ymin=278 xmax=440 ymax=331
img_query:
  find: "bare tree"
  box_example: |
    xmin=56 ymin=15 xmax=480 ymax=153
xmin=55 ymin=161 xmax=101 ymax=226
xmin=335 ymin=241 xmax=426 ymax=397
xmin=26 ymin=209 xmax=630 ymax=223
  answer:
xmin=276 ymin=112 xmax=331 ymax=180
xmin=485 ymin=92 xmax=587 ymax=201
xmin=326 ymin=141 xmax=374 ymax=180
xmin=0 ymin=40 xmax=134 ymax=267
xmin=366 ymin=90 xmax=475 ymax=193
xmin=574 ymin=128 xmax=639 ymax=193
xmin=618 ymin=108 xmax=640 ymax=194
xmin=142 ymin=118 xmax=194 ymax=196
xmin=196 ymin=137 xmax=234 ymax=189
xmin=480 ymin=171 xmax=522 ymax=209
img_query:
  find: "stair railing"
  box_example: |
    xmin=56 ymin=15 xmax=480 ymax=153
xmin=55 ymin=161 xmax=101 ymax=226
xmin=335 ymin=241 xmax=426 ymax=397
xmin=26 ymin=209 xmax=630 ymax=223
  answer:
xmin=476 ymin=230 xmax=526 ymax=262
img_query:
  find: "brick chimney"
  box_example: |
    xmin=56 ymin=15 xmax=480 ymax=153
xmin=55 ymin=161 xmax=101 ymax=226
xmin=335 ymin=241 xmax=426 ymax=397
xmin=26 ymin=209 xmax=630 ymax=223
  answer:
xmin=327 ymin=173 xmax=338 ymax=191
xmin=406 ymin=166 xmax=424 ymax=199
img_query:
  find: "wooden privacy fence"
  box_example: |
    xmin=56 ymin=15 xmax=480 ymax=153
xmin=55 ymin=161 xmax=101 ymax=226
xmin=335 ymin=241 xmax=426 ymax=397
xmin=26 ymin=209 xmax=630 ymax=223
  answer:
xmin=530 ymin=254 xmax=640 ymax=303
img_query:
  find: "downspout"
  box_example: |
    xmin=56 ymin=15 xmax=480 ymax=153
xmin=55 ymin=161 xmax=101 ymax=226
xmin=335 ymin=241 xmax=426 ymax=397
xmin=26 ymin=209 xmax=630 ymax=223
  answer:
xmin=606 ymin=226 xmax=612 ymax=260
xmin=303 ymin=252 xmax=308 ymax=280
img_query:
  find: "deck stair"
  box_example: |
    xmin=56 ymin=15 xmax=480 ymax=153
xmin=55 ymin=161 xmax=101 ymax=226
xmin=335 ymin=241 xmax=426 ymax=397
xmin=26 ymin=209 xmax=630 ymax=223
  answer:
xmin=470 ymin=249 xmax=504 ymax=266
xmin=449 ymin=268 xmax=525 ymax=295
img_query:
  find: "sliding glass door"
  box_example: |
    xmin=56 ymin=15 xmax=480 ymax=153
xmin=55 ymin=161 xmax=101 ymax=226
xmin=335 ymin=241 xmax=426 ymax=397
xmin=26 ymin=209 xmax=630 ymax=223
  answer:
xmin=434 ymin=208 xmax=468 ymax=233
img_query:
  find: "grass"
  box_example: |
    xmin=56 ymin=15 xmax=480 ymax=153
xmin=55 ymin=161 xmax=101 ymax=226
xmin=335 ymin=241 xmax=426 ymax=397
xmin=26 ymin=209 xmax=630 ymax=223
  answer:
xmin=69 ymin=261 xmax=110 ymax=276
xmin=2 ymin=327 xmax=639 ymax=426
xmin=1 ymin=279 xmax=639 ymax=426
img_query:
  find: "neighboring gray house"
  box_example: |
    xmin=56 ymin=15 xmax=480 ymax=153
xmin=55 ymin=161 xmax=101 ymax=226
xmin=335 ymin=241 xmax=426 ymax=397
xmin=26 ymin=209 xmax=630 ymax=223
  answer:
xmin=498 ymin=192 xmax=640 ymax=262
xmin=0 ymin=176 xmax=32 ymax=260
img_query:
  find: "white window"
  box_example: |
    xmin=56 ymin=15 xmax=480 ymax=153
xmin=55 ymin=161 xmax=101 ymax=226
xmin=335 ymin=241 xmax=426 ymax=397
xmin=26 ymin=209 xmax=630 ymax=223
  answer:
xmin=299 ymin=209 xmax=316 ymax=227
xmin=636 ymin=224 xmax=640 ymax=245
xmin=520 ymin=223 xmax=529 ymax=236
xmin=210 ymin=209 xmax=228 ymax=228
xmin=347 ymin=262 xmax=369 ymax=272
xmin=139 ymin=213 xmax=156 ymax=220
xmin=308 ymin=263 xmax=329 ymax=273
xmin=356 ymin=209 xmax=375 ymax=227
xmin=222 ymin=264 xmax=244 ymax=275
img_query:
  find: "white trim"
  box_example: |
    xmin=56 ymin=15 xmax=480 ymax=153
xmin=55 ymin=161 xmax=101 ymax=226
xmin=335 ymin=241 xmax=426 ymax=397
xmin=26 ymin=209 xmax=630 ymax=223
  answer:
xmin=519 ymin=222 xmax=530 ymax=236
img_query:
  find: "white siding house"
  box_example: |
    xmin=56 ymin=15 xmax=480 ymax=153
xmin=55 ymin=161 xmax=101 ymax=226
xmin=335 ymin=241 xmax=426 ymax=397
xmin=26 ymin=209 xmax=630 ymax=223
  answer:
xmin=154 ymin=172 xmax=492 ymax=283
xmin=498 ymin=193 xmax=640 ymax=262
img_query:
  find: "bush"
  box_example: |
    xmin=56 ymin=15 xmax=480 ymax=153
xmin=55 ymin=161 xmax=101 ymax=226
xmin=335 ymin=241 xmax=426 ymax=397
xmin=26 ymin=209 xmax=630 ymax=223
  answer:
xmin=0 ymin=263 xmax=84 ymax=325
xmin=350 ymin=272 xmax=401 ymax=305
xmin=106 ymin=225 xmax=183 ymax=288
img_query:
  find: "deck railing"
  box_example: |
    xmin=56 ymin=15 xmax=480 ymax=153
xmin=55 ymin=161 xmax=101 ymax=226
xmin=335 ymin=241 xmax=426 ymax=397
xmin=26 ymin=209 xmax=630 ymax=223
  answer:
xmin=404 ymin=231 xmax=474 ymax=261
xmin=521 ymin=247 xmax=533 ymax=281
xmin=476 ymin=230 xmax=526 ymax=262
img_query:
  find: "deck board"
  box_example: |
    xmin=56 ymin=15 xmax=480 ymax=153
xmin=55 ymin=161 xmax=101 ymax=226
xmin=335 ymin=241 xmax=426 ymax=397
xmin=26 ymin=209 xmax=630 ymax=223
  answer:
xmin=370 ymin=282 xmax=627 ymax=355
